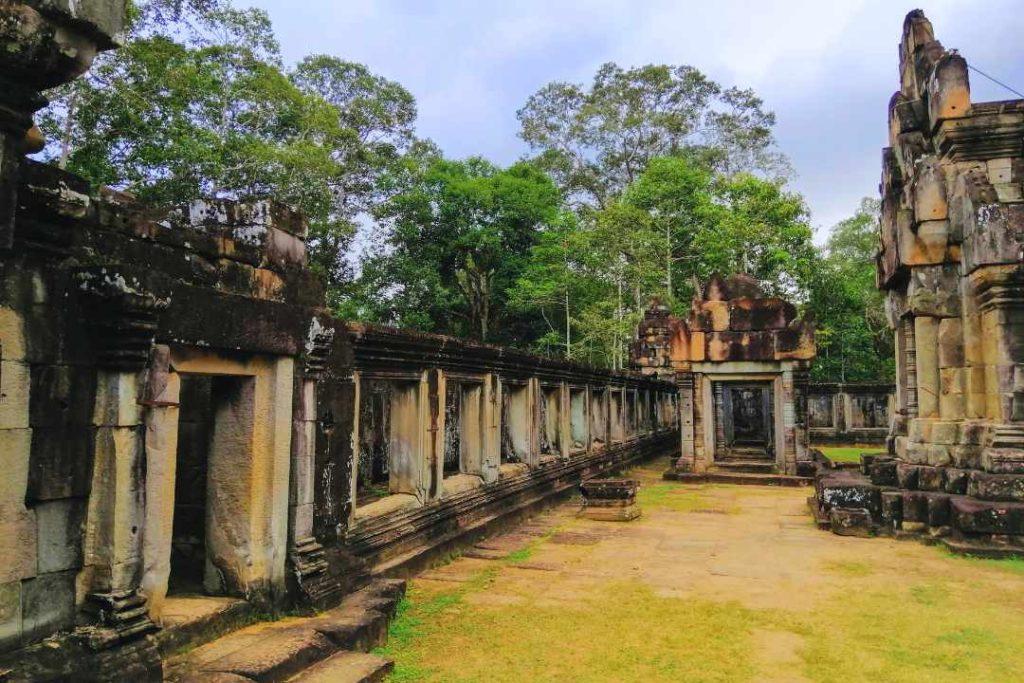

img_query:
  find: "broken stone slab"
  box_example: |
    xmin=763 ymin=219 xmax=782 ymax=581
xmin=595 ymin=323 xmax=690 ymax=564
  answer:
xmin=967 ymin=471 xmax=1024 ymax=502
xmin=289 ymin=650 xmax=393 ymax=683
xmin=815 ymin=471 xmax=881 ymax=518
xmin=829 ymin=508 xmax=875 ymax=537
xmin=580 ymin=478 xmax=640 ymax=522
xmin=951 ymin=496 xmax=1024 ymax=535
xmin=982 ymin=447 xmax=1024 ymax=474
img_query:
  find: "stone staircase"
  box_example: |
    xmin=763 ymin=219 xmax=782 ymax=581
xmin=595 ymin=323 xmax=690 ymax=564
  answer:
xmin=165 ymin=579 xmax=404 ymax=683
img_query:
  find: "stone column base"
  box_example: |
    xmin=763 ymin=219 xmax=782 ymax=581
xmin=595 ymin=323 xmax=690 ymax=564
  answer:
xmin=79 ymin=589 xmax=158 ymax=650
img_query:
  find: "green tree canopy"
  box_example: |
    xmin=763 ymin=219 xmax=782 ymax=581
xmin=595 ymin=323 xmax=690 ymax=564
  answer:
xmin=355 ymin=158 xmax=562 ymax=343
xmin=806 ymin=197 xmax=893 ymax=383
xmin=37 ymin=0 xmax=421 ymax=304
xmin=517 ymin=63 xmax=788 ymax=209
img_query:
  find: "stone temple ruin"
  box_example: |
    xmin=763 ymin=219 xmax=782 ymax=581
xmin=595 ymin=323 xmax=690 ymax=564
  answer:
xmin=813 ymin=11 xmax=1024 ymax=551
xmin=632 ymin=275 xmax=816 ymax=480
xmin=1 ymin=2 xmax=1023 ymax=680
xmin=0 ymin=2 xmax=678 ymax=679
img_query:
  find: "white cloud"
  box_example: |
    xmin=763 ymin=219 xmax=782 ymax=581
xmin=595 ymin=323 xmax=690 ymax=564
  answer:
xmin=252 ymin=0 xmax=1024 ymax=239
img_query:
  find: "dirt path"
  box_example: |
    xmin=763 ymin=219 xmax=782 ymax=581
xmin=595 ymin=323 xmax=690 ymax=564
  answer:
xmin=378 ymin=458 xmax=1024 ymax=682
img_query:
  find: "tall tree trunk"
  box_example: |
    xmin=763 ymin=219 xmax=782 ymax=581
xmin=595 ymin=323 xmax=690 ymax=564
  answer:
xmin=58 ymin=85 xmax=79 ymax=170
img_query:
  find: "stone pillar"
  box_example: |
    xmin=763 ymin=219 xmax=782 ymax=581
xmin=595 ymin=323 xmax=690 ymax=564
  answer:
xmin=675 ymin=371 xmax=696 ymax=472
xmin=75 ymin=268 xmax=164 ymax=649
xmin=140 ymin=346 xmax=179 ymax=624
xmin=287 ymin=322 xmax=340 ymax=609
xmin=558 ymin=382 xmax=571 ymax=459
xmin=481 ymin=373 xmax=500 ymax=482
xmin=903 ymin=317 xmax=919 ymax=418
xmin=792 ymin=365 xmax=811 ymax=467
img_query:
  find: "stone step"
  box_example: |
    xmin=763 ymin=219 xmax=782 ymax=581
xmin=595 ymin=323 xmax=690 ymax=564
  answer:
xmin=714 ymin=460 xmax=775 ymax=474
xmin=167 ymin=579 xmax=405 ymax=683
xmin=664 ymin=469 xmax=812 ymax=487
xmin=287 ymin=651 xmax=393 ymax=683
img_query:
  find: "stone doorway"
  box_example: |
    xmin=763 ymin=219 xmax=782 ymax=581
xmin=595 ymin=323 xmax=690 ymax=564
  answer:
xmin=169 ymin=373 xmax=257 ymax=596
xmin=714 ymin=382 xmax=774 ymax=460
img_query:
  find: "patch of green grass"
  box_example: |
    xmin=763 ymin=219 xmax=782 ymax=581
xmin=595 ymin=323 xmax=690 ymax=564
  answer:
xmin=382 ymin=578 xmax=771 ymax=682
xmin=638 ymin=483 xmax=736 ymax=514
xmin=504 ymin=547 xmax=533 ymax=564
xmin=943 ymin=549 xmax=1024 ymax=575
xmin=823 ymin=559 xmax=874 ymax=577
xmin=816 ymin=445 xmax=884 ymax=463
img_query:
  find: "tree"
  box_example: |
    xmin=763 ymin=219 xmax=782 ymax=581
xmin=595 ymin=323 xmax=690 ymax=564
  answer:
xmin=807 ymin=198 xmax=894 ymax=382
xmin=358 ymin=158 xmax=561 ymax=343
xmin=517 ymin=63 xmax=788 ymax=209
xmin=36 ymin=1 xmax=421 ymax=307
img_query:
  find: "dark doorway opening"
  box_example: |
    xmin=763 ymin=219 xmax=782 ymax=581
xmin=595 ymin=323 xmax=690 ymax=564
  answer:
xmin=170 ymin=375 xmax=212 ymax=594
xmin=714 ymin=381 xmax=774 ymax=460
xmin=169 ymin=373 xmax=252 ymax=596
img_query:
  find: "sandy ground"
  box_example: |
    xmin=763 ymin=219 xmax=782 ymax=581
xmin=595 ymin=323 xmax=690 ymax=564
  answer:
xmin=385 ymin=458 xmax=1024 ymax=682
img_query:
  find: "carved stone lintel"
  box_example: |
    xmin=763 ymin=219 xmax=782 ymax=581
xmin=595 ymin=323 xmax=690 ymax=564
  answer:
xmin=75 ymin=267 xmax=170 ymax=371
xmin=289 ymin=536 xmax=343 ymax=610
xmin=80 ymin=589 xmax=158 ymax=651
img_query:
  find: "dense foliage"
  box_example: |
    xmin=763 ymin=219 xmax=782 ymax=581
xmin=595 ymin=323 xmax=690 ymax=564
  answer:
xmin=806 ymin=198 xmax=894 ymax=382
xmin=35 ymin=0 xmax=892 ymax=380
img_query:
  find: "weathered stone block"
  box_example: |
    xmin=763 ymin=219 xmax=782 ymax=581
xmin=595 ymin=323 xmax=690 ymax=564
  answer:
xmin=727 ymin=298 xmax=796 ymax=331
xmin=917 ymin=465 xmax=943 ymax=491
xmin=937 ymin=319 xmax=964 ymax=368
xmin=0 ymin=503 xmax=37 ymax=583
xmin=952 ymin=497 xmax=1024 ymax=535
xmin=897 ymin=463 xmax=920 ymax=489
xmin=907 ymin=265 xmax=961 ymax=318
xmin=29 ymin=363 xmax=97 ymax=428
xmin=27 ymin=423 xmax=95 ymax=502
xmin=92 ymin=372 xmax=141 ymax=427
xmin=20 ymin=570 xmax=76 ymax=644
xmin=870 ymin=458 xmax=899 ymax=487
xmin=915 ymin=317 xmax=940 ymax=417
xmin=902 ymin=491 xmax=929 ymax=523
xmin=943 ymin=468 xmax=969 ymax=494
xmin=0 ymin=308 xmax=27 ymax=362
xmin=0 ymin=360 xmax=30 ymax=430
xmin=881 ymin=491 xmax=903 ymax=529
xmin=982 ymin=447 xmax=1024 ymax=474
xmin=830 ymin=508 xmax=874 ymax=537
xmin=35 ymin=499 xmax=85 ymax=574
xmin=904 ymin=443 xmax=929 ymax=465
xmin=968 ymin=471 xmax=1024 ymax=502
xmin=0 ymin=581 xmax=21 ymax=651
xmin=925 ymin=444 xmax=952 ymax=467
xmin=0 ymin=428 xmax=31 ymax=504
xmin=930 ymin=420 xmax=958 ymax=445
xmin=926 ymin=492 xmax=952 ymax=527
xmin=913 ymin=157 xmax=949 ymax=220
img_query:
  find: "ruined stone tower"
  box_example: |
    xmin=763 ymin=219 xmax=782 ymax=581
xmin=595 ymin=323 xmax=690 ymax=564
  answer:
xmin=815 ymin=11 xmax=1024 ymax=550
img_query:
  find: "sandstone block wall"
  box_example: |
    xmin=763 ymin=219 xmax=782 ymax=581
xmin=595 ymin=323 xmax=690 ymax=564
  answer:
xmin=816 ymin=11 xmax=1024 ymax=551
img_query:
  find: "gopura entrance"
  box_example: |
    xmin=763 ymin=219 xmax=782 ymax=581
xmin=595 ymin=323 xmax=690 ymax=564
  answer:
xmin=713 ymin=381 xmax=774 ymax=460
xmin=631 ymin=274 xmax=816 ymax=477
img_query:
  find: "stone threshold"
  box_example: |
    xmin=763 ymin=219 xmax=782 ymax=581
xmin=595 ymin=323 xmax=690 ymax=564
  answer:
xmin=164 ymin=578 xmax=405 ymax=682
xmin=664 ymin=469 xmax=814 ymax=487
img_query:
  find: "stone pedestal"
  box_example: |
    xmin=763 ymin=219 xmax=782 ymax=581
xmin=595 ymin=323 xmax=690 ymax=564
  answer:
xmin=580 ymin=479 xmax=640 ymax=522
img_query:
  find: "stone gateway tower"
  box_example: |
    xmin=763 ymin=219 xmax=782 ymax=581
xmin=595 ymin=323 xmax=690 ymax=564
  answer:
xmin=631 ymin=275 xmax=816 ymax=478
xmin=815 ymin=11 xmax=1024 ymax=550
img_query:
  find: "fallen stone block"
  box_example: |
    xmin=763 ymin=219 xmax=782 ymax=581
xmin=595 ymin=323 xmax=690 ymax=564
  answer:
xmin=830 ymin=508 xmax=875 ymax=537
xmin=952 ymin=497 xmax=1024 ymax=535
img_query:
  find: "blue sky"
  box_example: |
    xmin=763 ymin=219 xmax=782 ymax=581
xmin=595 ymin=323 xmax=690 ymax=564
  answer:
xmin=249 ymin=0 xmax=1024 ymax=242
